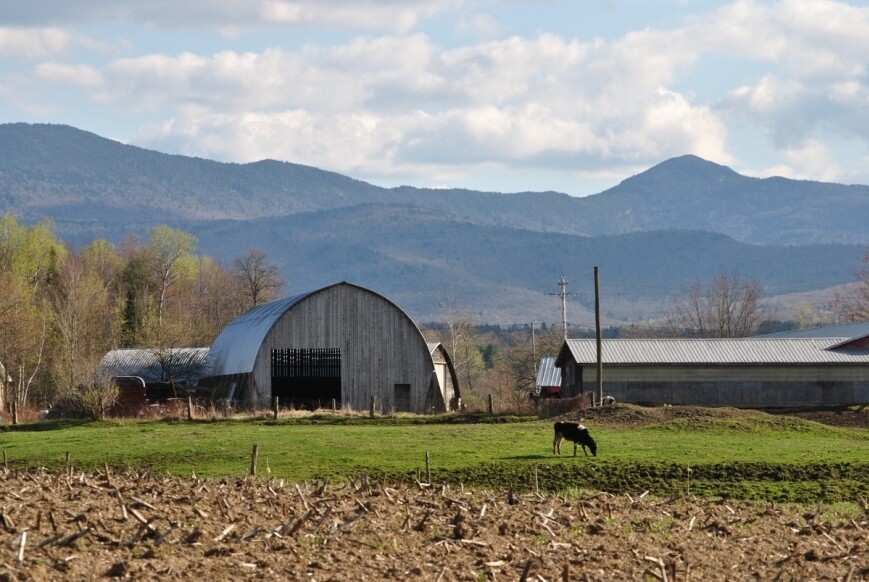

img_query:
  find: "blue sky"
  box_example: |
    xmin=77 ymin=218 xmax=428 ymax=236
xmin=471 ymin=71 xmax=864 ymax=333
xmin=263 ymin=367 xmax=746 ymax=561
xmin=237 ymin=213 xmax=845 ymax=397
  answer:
xmin=1 ymin=0 xmax=868 ymax=196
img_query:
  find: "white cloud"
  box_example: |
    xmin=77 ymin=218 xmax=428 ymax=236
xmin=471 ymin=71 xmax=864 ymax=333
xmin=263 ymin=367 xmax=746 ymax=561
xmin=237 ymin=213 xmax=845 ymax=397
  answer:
xmin=33 ymin=62 xmax=103 ymax=88
xmin=0 ymin=27 xmax=76 ymax=59
xmin=693 ymin=1 xmax=869 ymax=176
xmin=782 ymin=139 xmax=841 ymax=182
xmin=453 ymin=13 xmax=501 ymax=39
xmin=752 ymin=139 xmax=840 ymax=182
xmin=725 ymin=75 xmax=805 ymax=114
xmin=5 ymin=0 xmax=869 ymax=190
xmin=18 ymin=27 xmax=733 ymax=180
xmin=3 ymin=0 xmax=457 ymax=33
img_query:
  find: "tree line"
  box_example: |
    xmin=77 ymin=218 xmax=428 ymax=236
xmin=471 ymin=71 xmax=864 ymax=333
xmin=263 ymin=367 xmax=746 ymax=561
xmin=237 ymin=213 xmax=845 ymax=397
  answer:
xmin=3 ymin=211 xmax=867 ymax=417
xmin=0 ymin=215 xmax=284 ymax=412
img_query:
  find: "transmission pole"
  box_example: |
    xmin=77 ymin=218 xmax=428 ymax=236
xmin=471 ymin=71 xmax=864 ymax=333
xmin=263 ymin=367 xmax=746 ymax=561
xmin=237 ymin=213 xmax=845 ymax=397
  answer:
xmin=549 ymin=276 xmax=575 ymax=340
xmin=595 ymin=266 xmax=603 ymax=406
xmin=531 ymin=322 xmax=537 ymax=368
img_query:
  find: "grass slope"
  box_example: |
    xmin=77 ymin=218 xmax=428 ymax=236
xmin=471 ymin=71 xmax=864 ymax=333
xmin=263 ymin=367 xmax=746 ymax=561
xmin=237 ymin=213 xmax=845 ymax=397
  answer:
xmin=1 ymin=413 xmax=866 ymax=503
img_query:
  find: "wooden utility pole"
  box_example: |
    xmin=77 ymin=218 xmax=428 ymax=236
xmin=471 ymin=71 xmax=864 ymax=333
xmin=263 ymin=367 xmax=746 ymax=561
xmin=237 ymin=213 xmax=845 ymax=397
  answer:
xmin=531 ymin=322 xmax=537 ymax=373
xmin=594 ymin=266 xmax=603 ymax=405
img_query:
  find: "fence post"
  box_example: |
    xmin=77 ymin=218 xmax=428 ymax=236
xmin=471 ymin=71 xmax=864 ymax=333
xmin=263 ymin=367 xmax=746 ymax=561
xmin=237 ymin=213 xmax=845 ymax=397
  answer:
xmin=487 ymin=394 xmax=494 ymax=415
xmin=369 ymin=395 xmax=376 ymax=418
xmin=11 ymin=401 xmax=17 ymax=425
xmin=250 ymin=444 xmax=259 ymax=476
xmin=187 ymin=396 xmax=193 ymax=421
xmin=272 ymin=397 xmax=279 ymax=420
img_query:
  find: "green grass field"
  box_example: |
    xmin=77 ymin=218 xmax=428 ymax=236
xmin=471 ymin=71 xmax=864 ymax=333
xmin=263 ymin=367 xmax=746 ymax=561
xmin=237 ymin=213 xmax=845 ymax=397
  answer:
xmin=2 ymin=413 xmax=867 ymax=503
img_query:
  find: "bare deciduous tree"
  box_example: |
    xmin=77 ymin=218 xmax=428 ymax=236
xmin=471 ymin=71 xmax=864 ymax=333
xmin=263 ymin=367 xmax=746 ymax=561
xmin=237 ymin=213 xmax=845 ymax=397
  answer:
xmin=435 ymin=296 xmax=485 ymax=396
xmin=667 ymin=272 xmax=766 ymax=338
xmin=184 ymin=256 xmax=247 ymax=345
xmin=234 ymin=248 xmax=286 ymax=309
xmin=831 ymin=250 xmax=869 ymax=322
xmin=50 ymin=249 xmax=115 ymax=393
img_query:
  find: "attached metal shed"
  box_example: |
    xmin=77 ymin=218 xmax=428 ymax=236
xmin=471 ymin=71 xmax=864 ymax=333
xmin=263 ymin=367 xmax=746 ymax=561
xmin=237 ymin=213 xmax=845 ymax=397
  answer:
xmin=97 ymin=348 xmax=210 ymax=387
xmin=756 ymin=320 xmax=869 ymax=339
xmin=533 ymin=356 xmax=561 ymax=398
xmin=96 ymin=348 xmax=211 ymax=411
xmin=555 ymin=336 xmax=869 ymax=408
xmin=202 ymin=282 xmax=460 ymax=412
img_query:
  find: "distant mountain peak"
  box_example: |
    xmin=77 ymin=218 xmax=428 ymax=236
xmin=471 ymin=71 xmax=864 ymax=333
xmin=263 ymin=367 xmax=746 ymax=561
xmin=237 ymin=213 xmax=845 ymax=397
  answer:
xmin=625 ymin=154 xmax=741 ymax=186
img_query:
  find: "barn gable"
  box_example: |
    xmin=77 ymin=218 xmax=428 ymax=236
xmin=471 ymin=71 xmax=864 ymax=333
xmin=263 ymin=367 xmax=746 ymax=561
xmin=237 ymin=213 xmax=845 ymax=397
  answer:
xmin=426 ymin=342 xmax=461 ymax=411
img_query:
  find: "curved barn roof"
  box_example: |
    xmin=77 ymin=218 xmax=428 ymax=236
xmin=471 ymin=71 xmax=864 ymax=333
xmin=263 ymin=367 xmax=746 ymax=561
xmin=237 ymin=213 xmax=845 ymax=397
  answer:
xmin=207 ymin=290 xmax=314 ymax=377
xmin=207 ymin=281 xmax=422 ymax=377
xmin=97 ymin=348 xmax=210 ymax=384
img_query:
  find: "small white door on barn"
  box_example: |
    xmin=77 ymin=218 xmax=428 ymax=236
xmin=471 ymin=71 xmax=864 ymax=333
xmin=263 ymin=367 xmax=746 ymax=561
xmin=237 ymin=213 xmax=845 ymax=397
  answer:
xmin=434 ymin=363 xmax=447 ymax=398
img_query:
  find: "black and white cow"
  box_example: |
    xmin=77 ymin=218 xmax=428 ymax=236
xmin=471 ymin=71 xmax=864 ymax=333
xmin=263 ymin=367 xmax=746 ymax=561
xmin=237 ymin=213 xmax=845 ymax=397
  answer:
xmin=553 ymin=422 xmax=597 ymax=457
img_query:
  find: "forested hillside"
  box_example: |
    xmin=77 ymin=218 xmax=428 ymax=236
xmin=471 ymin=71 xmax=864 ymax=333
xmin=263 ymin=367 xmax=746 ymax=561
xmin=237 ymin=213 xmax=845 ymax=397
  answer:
xmin=2 ymin=123 xmax=867 ymax=245
xmin=1 ymin=122 xmax=867 ymax=324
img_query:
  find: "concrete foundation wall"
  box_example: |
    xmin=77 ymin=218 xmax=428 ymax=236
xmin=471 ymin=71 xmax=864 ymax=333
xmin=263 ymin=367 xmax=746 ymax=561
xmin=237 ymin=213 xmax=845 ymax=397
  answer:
xmin=583 ymin=380 xmax=868 ymax=408
xmin=583 ymin=365 xmax=869 ymax=383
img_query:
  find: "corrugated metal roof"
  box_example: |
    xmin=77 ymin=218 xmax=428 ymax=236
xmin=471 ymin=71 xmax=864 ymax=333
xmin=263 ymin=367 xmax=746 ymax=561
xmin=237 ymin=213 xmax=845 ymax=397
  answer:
xmin=563 ymin=338 xmax=869 ymax=365
xmin=207 ymin=290 xmax=315 ymax=377
xmin=97 ymin=348 xmax=211 ymax=383
xmin=536 ymin=356 xmax=561 ymax=387
xmin=755 ymin=320 xmax=869 ymax=339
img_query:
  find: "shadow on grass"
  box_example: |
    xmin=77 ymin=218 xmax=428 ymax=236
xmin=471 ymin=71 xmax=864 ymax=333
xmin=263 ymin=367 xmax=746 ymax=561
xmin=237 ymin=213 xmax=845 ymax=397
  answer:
xmin=0 ymin=419 xmax=95 ymax=432
xmin=251 ymin=413 xmax=539 ymax=426
xmin=501 ymin=454 xmax=552 ymax=460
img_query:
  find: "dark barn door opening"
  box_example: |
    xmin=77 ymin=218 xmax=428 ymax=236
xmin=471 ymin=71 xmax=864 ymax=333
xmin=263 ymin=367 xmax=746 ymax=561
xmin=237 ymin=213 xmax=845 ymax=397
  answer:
xmin=271 ymin=348 xmax=341 ymax=409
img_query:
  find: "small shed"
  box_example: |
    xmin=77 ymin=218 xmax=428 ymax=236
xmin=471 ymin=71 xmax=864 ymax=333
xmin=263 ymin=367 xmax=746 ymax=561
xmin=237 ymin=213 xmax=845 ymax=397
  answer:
xmin=202 ymin=282 xmax=460 ymax=413
xmin=533 ymin=356 xmax=561 ymax=399
xmin=555 ymin=336 xmax=869 ymax=408
xmin=96 ymin=348 xmax=211 ymax=412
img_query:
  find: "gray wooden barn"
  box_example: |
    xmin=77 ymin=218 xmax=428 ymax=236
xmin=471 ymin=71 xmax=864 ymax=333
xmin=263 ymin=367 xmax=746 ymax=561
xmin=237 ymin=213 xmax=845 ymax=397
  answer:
xmin=555 ymin=334 xmax=869 ymax=408
xmin=202 ymin=282 xmax=460 ymax=412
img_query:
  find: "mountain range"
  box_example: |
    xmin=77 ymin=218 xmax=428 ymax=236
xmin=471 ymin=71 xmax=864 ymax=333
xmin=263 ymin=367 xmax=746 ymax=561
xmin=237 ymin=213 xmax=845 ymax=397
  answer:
xmin=1 ymin=122 xmax=866 ymax=324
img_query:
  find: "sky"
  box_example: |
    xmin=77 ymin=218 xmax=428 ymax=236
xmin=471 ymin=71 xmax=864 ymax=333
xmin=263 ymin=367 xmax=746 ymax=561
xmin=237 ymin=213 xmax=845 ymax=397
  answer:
xmin=1 ymin=0 xmax=868 ymax=196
